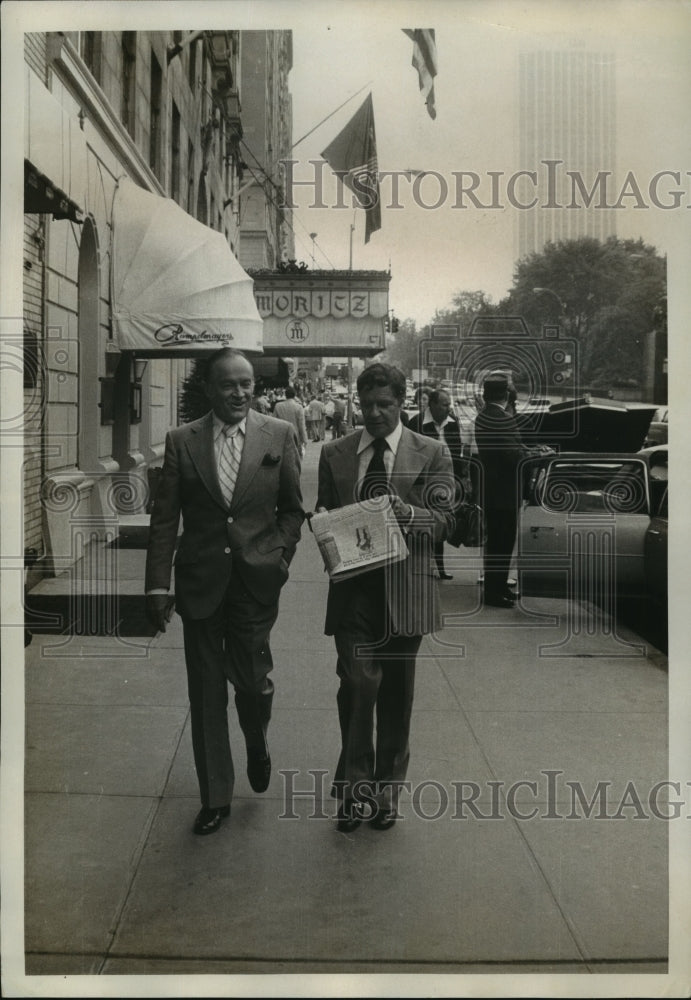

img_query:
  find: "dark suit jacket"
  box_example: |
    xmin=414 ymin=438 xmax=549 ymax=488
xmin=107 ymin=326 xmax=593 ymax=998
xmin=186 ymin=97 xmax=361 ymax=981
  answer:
xmin=145 ymin=409 xmax=304 ymax=619
xmin=474 ymin=402 xmax=531 ymax=510
xmin=316 ymin=426 xmax=454 ymax=637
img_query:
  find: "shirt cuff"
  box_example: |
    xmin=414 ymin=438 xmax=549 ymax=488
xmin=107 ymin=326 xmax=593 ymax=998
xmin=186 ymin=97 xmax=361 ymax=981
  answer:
xmin=146 ymin=589 xmax=169 ymax=595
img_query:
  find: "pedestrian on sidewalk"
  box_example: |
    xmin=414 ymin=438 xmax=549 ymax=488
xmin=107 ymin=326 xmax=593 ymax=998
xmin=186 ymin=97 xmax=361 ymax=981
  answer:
xmin=330 ymin=395 xmax=346 ymax=439
xmin=474 ymin=372 xmax=537 ymax=609
xmin=316 ymin=363 xmax=454 ymax=833
xmin=273 ymin=386 xmax=308 ymax=455
xmin=306 ymin=394 xmax=326 ymax=441
xmin=408 ymin=388 xmax=468 ymax=580
xmin=145 ymin=348 xmax=304 ymax=835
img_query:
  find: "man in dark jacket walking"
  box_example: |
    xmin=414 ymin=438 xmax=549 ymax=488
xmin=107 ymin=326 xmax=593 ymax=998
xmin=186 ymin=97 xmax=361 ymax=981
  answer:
xmin=474 ymin=373 xmax=531 ymax=608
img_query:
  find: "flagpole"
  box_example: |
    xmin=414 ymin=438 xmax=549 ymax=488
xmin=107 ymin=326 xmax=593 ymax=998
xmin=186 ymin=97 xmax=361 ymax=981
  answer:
xmin=291 ymin=81 xmax=374 ymax=150
xmin=349 ymin=213 xmax=356 ymax=270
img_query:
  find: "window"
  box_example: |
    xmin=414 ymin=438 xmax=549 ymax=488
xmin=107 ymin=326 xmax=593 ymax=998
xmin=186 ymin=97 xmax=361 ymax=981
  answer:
xmin=82 ymin=32 xmax=102 ymax=83
xmin=170 ymin=101 xmax=181 ymax=201
xmin=121 ymin=32 xmax=136 ymax=137
xmin=186 ymin=141 xmax=195 ymax=214
xmin=538 ymin=460 xmax=649 ymax=515
xmin=188 ymin=36 xmax=197 ymax=90
xmin=149 ymin=51 xmax=163 ymax=177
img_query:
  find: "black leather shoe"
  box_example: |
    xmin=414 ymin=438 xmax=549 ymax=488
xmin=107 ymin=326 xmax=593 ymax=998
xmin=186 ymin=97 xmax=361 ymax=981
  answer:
xmin=247 ymin=749 xmax=271 ymax=793
xmin=371 ymin=807 xmax=398 ymax=830
xmin=336 ymin=801 xmax=363 ymax=833
xmin=438 ymin=572 xmax=453 ymax=580
xmin=484 ymin=594 xmax=516 ymax=609
xmin=193 ymin=805 xmax=230 ymax=836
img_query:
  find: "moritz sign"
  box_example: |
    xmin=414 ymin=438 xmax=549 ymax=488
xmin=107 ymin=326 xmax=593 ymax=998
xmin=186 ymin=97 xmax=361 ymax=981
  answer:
xmin=250 ymin=269 xmax=391 ymax=357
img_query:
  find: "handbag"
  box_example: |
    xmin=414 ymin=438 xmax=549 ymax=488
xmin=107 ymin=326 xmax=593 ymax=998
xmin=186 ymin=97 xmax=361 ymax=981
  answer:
xmin=448 ymin=502 xmax=486 ymax=548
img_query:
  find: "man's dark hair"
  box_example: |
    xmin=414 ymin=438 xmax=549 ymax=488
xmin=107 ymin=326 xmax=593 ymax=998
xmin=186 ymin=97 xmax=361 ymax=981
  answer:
xmin=357 ymin=363 xmax=406 ymax=403
xmin=203 ymin=347 xmax=252 ymax=382
xmin=285 ymin=386 xmax=296 ymax=399
xmin=482 ymin=375 xmax=509 ymax=403
xmin=428 ymin=389 xmax=450 ymax=407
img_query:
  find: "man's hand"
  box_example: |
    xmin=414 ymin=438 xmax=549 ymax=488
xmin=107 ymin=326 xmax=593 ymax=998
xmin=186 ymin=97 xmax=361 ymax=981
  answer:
xmin=145 ymin=594 xmax=176 ymax=633
xmin=389 ymin=496 xmax=414 ymax=528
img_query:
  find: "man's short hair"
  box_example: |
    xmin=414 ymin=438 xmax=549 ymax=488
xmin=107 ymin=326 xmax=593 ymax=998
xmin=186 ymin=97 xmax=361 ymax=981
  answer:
xmin=482 ymin=373 xmax=509 ymax=402
xmin=285 ymin=386 xmax=296 ymax=399
xmin=203 ymin=347 xmax=252 ymax=382
xmin=357 ymin=363 xmax=406 ymax=403
xmin=428 ymin=389 xmax=450 ymax=407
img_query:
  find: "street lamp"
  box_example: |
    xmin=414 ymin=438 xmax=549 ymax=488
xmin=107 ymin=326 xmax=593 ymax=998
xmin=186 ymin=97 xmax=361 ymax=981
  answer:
xmin=309 ymin=232 xmax=317 ymax=266
xmin=532 ymin=287 xmax=567 ymax=313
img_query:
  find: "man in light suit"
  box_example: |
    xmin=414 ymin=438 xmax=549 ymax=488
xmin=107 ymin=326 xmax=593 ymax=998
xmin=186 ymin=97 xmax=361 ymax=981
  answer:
xmin=145 ymin=348 xmax=304 ymax=835
xmin=273 ymin=386 xmax=307 ymax=453
xmin=316 ymin=363 xmax=454 ymax=832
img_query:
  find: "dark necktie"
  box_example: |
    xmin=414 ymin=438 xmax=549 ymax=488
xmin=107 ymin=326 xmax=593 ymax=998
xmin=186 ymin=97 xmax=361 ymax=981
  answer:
xmin=359 ymin=437 xmax=389 ymax=501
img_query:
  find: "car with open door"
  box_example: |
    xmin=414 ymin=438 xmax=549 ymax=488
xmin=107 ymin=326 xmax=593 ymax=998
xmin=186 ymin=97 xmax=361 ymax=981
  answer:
xmin=517 ymin=447 xmax=668 ymax=642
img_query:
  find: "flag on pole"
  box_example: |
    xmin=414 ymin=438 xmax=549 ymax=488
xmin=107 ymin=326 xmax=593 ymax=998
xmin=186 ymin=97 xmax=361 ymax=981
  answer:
xmin=321 ymin=93 xmax=381 ymax=243
xmin=402 ymin=29 xmax=438 ymax=119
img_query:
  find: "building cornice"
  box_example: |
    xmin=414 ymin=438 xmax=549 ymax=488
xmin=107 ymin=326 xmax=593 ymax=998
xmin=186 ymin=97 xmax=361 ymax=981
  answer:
xmin=46 ymin=32 xmax=165 ymax=196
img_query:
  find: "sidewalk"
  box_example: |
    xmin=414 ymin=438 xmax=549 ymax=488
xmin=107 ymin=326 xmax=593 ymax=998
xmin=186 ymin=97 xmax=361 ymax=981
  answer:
xmin=17 ymin=440 xmax=670 ymax=991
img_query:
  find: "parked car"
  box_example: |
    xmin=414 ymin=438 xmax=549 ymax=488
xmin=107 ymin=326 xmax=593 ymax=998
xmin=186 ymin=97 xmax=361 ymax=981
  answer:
xmin=517 ymin=447 xmax=668 ymax=615
xmin=643 ymin=406 xmax=668 ymax=447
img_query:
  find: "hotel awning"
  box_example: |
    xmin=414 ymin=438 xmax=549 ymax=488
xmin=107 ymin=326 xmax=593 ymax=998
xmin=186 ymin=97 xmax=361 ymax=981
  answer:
xmin=111 ymin=177 xmax=263 ymax=356
xmin=24 ymin=160 xmax=83 ymax=222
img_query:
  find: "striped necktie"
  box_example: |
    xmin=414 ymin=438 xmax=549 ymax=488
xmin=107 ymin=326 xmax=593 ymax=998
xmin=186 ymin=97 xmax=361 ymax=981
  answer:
xmin=218 ymin=424 xmax=242 ymax=506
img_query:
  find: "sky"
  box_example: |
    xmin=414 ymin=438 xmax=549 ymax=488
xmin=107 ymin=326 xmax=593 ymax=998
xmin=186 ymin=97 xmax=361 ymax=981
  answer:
xmin=283 ymin=1 xmax=690 ymax=326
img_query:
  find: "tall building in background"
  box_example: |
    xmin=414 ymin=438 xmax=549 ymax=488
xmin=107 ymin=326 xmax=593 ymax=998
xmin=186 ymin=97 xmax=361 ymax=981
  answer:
xmin=516 ymin=48 xmax=617 ymax=260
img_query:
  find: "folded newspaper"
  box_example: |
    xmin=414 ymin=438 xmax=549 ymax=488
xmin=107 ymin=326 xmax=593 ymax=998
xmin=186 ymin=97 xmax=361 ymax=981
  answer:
xmin=310 ymin=495 xmax=409 ymax=582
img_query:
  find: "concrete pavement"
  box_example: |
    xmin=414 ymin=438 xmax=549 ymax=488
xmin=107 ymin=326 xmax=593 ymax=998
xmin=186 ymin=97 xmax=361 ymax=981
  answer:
xmin=12 ymin=439 xmax=675 ymax=994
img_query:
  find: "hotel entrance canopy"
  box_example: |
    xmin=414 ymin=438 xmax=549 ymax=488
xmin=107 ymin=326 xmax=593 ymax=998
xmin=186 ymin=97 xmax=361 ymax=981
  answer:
xmin=111 ymin=177 xmax=263 ymax=356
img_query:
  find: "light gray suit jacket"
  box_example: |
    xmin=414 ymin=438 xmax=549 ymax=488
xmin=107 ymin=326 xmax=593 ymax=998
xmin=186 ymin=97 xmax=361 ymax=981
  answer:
xmin=316 ymin=426 xmax=454 ymax=637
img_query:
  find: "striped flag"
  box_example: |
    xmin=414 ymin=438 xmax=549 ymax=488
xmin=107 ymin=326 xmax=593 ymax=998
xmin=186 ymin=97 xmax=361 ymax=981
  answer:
xmin=403 ymin=29 xmax=438 ymax=119
xmin=321 ymin=93 xmax=381 ymax=243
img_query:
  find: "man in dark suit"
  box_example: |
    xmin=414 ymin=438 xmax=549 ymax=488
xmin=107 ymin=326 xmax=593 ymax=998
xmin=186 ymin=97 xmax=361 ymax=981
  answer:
xmin=474 ymin=372 xmax=531 ymax=609
xmin=145 ymin=348 xmax=304 ymax=835
xmin=316 ymin=363 xmax=454 ymax=832
xmin=408 ymin=388 xmax=469 ymax=579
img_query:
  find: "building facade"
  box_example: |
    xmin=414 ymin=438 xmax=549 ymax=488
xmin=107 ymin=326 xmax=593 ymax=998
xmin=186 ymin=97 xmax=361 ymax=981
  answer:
xmin=237 ymin=31 xmax=295 ymax=270
xmin=23 ymin=29 xmax=292 ymax=579
xmin=516 ymin=48 xmax=617 ymax=260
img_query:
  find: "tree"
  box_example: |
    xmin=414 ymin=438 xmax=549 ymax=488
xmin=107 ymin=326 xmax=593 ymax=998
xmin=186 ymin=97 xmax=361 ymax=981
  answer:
xmin=380 ymin=317 xmax=422 ymax=376
xmin=505 ymin=236 xmax=666 ymax=389
xmin=430 ymin=289 xmax=496 ymax=332
xmin=178 ymin=358 xmax=210 ymax=423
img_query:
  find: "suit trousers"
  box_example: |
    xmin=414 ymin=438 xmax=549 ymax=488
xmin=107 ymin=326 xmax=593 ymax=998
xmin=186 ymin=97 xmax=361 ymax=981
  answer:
xmin=331 ymin=570 xmax=421 ymax=809
xmin=182 ymin=575 xmax=279 ymax=809
xmin=483 ymin=505 xmax=518 ymax=598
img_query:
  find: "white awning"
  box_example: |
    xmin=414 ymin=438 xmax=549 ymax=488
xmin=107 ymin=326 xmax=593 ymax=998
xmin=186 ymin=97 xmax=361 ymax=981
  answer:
xmin=111 ymin=177 xmax=263 ymax=355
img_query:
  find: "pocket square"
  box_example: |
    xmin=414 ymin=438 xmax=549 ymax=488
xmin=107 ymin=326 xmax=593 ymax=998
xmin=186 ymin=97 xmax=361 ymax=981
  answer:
xmin=262 ymin=453 xmax=281 ymax=466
